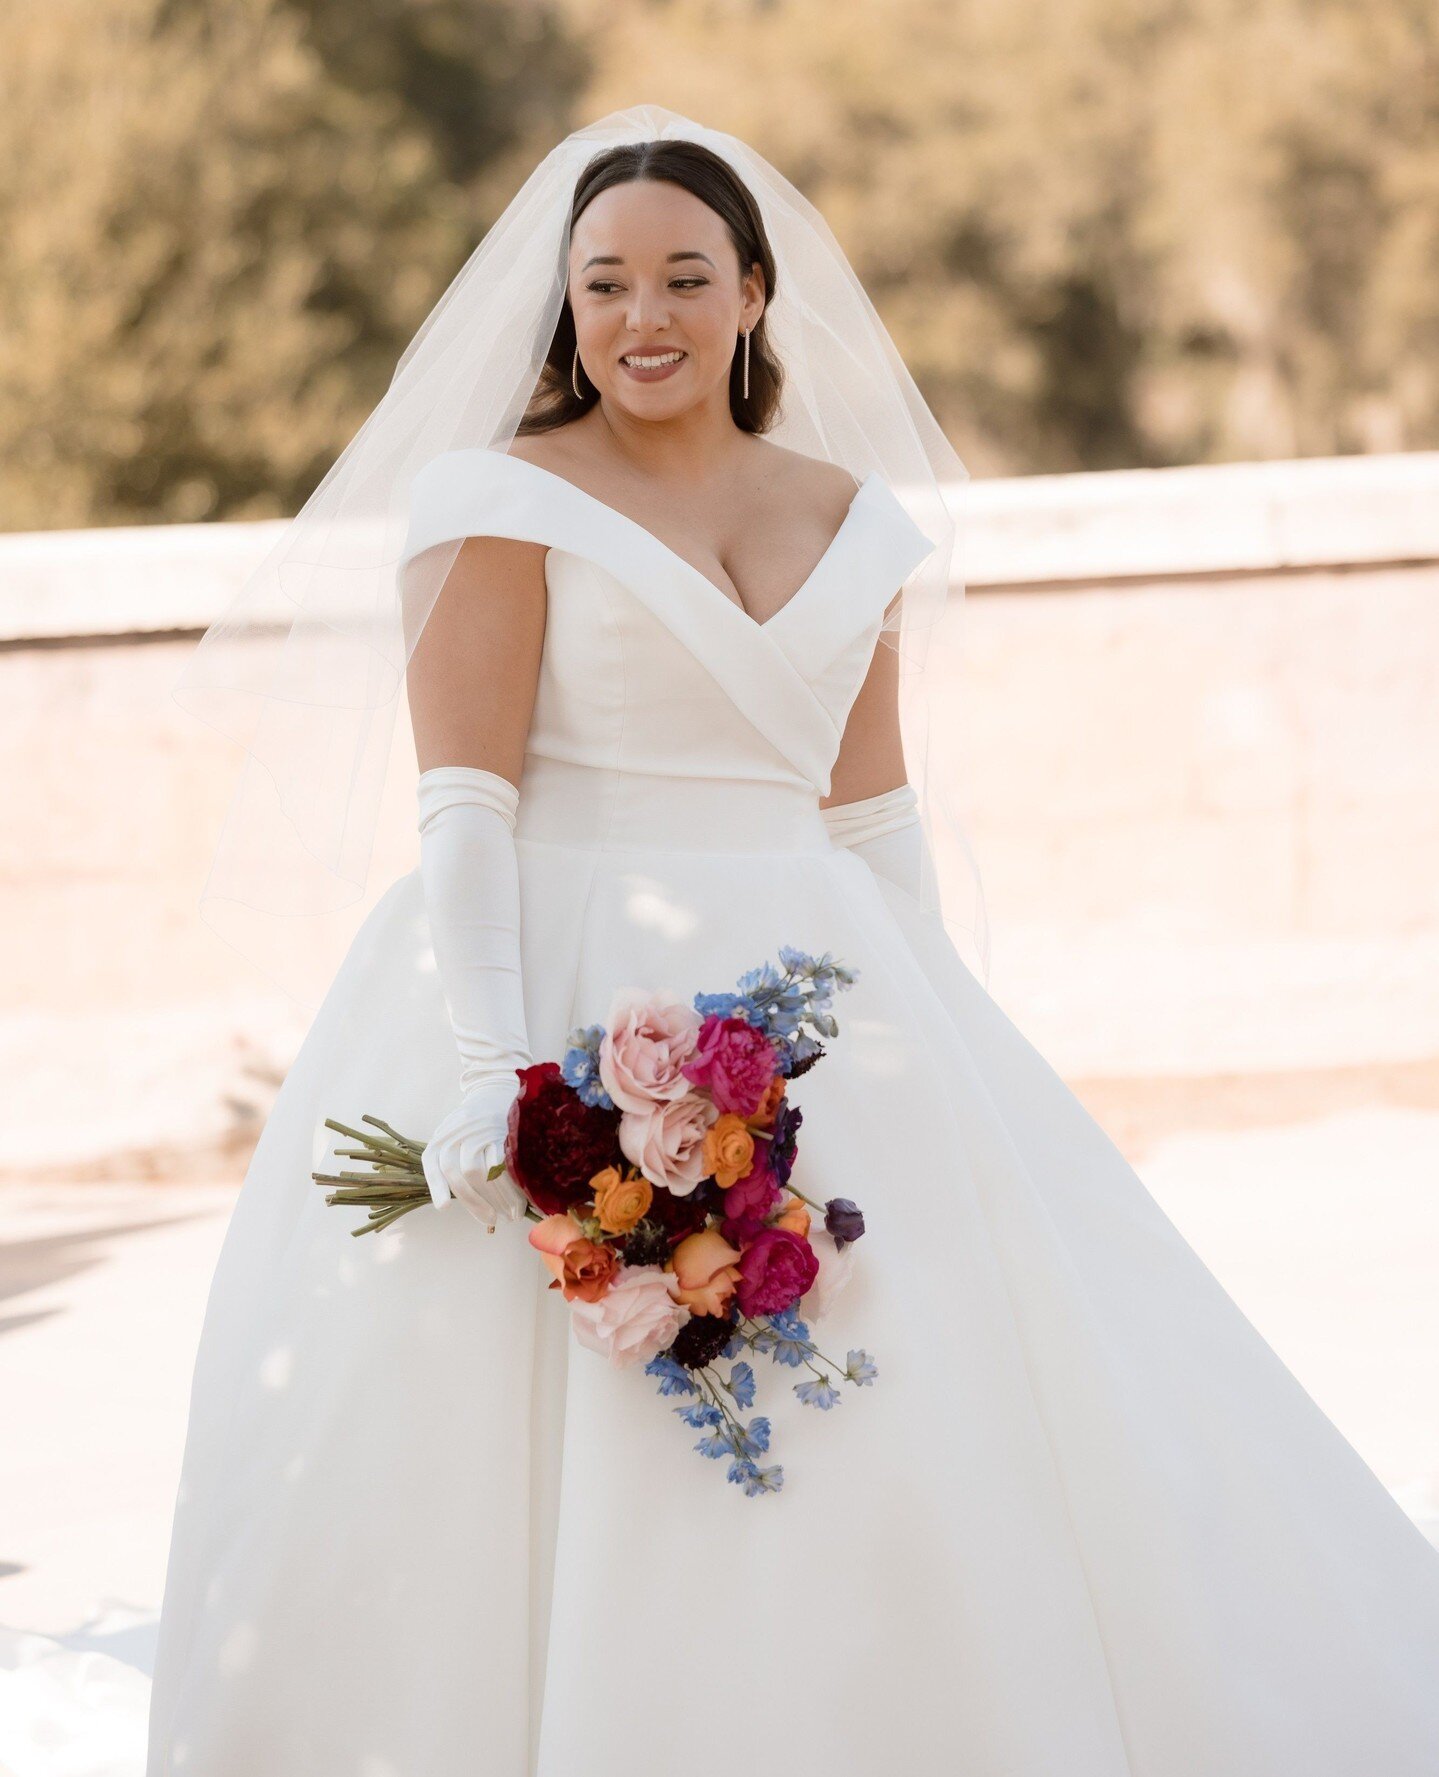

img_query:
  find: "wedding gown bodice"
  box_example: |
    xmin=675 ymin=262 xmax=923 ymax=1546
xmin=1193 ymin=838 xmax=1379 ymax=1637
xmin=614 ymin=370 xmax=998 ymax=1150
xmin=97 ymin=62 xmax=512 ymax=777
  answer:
xmin=399 ymin=448 xmax=937 ymax=853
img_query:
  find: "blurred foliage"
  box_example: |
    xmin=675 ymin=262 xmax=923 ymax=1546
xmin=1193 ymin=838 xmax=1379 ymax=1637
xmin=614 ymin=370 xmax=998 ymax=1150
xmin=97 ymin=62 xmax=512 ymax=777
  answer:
xmin=4 ymin=0 xmax=1439 ymax=527
xmin=1 ymin=0 xmax=586 ymax=526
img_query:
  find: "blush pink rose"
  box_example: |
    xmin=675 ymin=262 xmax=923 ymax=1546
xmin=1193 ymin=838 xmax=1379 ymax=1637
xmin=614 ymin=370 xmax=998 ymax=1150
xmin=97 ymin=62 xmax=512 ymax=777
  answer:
xmin=681 ymin=1015 xmax=778 ymax=1117
xmin=619 ymin=1092 xmax=716 ymax=1195
xmin=599 ymin=988 xmax=703 ymax=1113
xmin=568 ymin=1264 xmax=691 ymax=1368
xmin=803 ymin=1227 xmax=857 ymax=1322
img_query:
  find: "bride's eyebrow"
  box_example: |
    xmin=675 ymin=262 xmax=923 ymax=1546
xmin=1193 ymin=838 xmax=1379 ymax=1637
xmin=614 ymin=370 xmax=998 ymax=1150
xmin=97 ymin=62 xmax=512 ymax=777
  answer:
xmin=579 ymin=251 xmax=718 ymax=271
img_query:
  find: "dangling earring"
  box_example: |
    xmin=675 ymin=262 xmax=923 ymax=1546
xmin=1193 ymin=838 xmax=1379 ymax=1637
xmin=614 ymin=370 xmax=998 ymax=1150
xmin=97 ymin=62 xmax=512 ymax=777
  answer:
xmin=572 ymin=344 xmax=584 ymax=399
xmin=741 ymin=327 xmax=751 ymax=400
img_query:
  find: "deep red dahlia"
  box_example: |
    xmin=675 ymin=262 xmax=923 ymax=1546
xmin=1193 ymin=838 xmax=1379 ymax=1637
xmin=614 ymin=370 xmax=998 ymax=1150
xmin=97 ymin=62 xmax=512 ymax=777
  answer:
xmin=503 ymin=1062 xmax=624 ymax=1216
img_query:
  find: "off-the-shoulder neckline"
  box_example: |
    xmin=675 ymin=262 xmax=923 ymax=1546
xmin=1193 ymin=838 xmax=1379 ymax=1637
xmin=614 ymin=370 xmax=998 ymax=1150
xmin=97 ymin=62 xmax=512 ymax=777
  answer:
xmin=472 ymin=447 xmax=887 ymax=634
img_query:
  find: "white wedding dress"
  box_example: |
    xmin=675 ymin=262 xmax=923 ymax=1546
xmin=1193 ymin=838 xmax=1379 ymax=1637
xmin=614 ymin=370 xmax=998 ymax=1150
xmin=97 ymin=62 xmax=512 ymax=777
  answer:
xmin=18 ymin=446 xmax=1439 ymax=1774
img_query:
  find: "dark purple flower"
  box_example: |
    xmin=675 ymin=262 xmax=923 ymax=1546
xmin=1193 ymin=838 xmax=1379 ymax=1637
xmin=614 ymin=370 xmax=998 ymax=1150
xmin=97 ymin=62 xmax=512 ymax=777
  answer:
xmin=668 ymin=1308 xmax=738 ymax=1370
xmin=768 ymin=1100 xmax=803 ymax=1186
xmin=824 ymin=1197 xmax=866 ymax=1249
xmin=646 ymin=1180 xmax=713 ymax=1244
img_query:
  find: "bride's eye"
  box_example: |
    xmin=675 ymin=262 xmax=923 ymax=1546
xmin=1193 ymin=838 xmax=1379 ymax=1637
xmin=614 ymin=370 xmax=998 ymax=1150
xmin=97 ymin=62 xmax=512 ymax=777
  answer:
xmin=585 ymin=278 xmax=709 ymax=294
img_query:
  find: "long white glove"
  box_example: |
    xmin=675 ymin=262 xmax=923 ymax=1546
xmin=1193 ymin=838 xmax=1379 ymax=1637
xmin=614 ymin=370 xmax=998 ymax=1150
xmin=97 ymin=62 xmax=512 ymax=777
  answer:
xmin=417 ymin=765 xmax=533 ymax=1227
xmin=820 ymin=781 xmax=934 ymax=904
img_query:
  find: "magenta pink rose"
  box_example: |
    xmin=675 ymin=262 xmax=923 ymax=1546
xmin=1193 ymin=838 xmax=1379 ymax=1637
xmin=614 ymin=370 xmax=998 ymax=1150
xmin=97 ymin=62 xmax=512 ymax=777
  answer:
xmin=719 ymin=1209 xmax=770 ymax=1247
xmin=735 ymin=1225 xmax=820 ymax=1317
xmin=681 ymin=1015 xmax=778 ymax=1117
xmin=723 ymin=1154 xmax=783 ymax=1222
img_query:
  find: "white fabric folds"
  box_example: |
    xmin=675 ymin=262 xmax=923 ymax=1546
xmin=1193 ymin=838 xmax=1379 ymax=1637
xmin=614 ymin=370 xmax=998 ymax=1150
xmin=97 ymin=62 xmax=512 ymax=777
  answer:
xmin=821 ymin=781 xmax=931 ymax=904
xmin=416 ymin=764 xmax=532 ymax=1223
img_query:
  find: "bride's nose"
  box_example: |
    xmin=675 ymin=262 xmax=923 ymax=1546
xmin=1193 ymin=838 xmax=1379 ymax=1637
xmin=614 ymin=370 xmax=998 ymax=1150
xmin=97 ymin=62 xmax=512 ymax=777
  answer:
xmin=623 ymin=280 xmax=674 ymax=334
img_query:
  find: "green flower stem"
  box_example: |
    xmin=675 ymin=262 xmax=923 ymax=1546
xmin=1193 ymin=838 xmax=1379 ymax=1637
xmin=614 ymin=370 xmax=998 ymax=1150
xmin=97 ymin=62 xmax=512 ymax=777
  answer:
xmin=362 ymin=1114 xmax=426 ymax=1152
xmin=733 ymin=1310 xmax=857 ymax=1385
xmin=322 ymin=1118 xmax=415 ymax=1164
xmin=782 ymin=1183 xmax=826 ymax=1212
xmin=359 ymin=1202 xmax=424 ymax=1234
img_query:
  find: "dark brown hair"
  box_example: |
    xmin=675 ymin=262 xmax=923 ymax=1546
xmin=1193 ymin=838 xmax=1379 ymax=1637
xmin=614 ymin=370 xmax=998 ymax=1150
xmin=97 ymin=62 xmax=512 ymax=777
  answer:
xmin=517 ymin=139 xmax=783 ymax=435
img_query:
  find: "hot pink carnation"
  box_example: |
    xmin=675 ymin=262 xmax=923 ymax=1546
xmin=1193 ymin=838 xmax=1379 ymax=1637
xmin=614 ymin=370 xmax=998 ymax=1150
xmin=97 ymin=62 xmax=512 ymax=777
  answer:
xmin=681 ymin=1015 xmax=778 ymax=1117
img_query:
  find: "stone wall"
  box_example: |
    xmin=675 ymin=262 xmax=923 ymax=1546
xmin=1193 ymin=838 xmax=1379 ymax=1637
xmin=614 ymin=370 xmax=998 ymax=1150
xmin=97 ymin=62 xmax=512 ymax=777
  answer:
xmin=4 ymin=450 xmax=1437 ymax=1175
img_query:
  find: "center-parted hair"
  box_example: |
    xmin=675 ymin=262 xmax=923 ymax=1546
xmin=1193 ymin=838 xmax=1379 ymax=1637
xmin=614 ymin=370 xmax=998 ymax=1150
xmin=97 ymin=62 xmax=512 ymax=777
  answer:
xmin=520 ymin=138 xmax=783 ymax=435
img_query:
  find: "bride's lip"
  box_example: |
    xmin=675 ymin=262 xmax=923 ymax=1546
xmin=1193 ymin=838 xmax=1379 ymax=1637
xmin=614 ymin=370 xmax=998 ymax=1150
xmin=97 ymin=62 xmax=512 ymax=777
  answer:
xmin=619 ymin=349 xmax=687 ymax=383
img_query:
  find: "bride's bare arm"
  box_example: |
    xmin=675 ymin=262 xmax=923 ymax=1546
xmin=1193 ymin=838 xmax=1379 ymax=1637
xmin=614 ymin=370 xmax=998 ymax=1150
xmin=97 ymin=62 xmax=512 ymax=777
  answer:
xmin=820 ymin=606 xmax=908 ymax=807
xmin=405 ymin=533 xmax=548 ymax=779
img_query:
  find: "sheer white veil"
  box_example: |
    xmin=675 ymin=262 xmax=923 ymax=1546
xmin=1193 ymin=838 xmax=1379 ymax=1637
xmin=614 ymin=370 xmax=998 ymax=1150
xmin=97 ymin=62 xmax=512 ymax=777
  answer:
xmin=171 ymin=102 xmax=990 ymax=1012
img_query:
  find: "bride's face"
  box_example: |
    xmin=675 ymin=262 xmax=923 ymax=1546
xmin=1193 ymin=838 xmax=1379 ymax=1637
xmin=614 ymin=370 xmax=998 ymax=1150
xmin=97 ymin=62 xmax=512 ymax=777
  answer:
xmin=567 ymin=179 xmax=764 ymax=419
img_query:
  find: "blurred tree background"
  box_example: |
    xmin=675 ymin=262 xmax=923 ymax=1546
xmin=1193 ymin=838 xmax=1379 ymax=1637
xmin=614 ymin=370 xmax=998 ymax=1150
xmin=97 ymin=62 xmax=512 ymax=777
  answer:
xmin=4 ymin=0 xmax=1438 ymax=529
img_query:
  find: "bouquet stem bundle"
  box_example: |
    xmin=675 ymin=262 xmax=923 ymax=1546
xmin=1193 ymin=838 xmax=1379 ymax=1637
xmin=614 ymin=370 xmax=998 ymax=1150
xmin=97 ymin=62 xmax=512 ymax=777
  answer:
xmin=311 ymin=1117 xmax=440 ymax=1234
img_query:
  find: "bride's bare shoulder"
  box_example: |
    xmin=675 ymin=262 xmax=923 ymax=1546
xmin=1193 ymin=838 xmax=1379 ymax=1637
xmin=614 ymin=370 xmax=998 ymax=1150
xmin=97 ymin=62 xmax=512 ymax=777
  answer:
xmin=745 ymin=438 xmax=864 ymax=516
xmin=503 ymin=434 xmax=566 ymax=470
xmin=504 ymin=427 xmax=857 ymax=524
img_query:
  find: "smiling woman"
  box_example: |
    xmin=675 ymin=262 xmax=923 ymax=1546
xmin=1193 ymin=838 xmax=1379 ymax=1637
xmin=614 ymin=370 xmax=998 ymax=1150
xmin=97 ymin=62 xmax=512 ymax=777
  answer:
xmin=522 ymin=138 xmax=779 ymax=433
xmin=114 ymin=104 xmax=1439 ymax=1777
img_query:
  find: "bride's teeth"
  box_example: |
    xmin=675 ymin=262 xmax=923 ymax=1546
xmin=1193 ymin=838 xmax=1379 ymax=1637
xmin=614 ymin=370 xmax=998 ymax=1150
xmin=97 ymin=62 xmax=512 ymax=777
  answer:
xmin=624 ymin=351 xmax=684 ymax=367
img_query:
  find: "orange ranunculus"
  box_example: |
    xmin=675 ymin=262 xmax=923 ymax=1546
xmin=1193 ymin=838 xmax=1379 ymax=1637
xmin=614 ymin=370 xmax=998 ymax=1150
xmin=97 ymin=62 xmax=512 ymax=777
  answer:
xmin=592 ymin=1164 xmax=653 ymax=1234
xmin=528 ymin=1212 xmax=619 ymax=1301
xmin=752 ymin=1074 xmax=786 ymax=1128
xmin=701 ymin=1113 xmax=756 ymax=1188
xmin=667 ymin=1226 xmax=744 ymax=1316
xmin=773 ymin=1193 xmax=811 ymax=1238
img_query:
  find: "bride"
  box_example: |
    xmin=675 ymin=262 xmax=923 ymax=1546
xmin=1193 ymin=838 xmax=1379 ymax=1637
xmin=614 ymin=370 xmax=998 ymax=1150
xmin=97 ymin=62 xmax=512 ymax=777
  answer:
xmin=30 ymin=106 xmax=1439 ymax=1776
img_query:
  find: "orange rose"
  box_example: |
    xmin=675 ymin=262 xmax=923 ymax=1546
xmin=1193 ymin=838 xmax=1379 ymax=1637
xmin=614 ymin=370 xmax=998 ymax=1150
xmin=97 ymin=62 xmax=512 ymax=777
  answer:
xmin=701 ymin=1113 xmax=756 ymax=1188
xmin=752 ymin=1074 xmax=786 ymax=1128
xmin=529 ymin=1212 xmax=582 ymax=1277
xmin=773 ymin=1193 xmax=811 ymax=1238
xmin=557 ymin=1236 xmax=620 ymax=1302
xmin=667 ymin=1226 xmax=744 ymax=1316
xmin=592 ymin=1164 xmax=653 ymax=1234
xmin=528 ymin=1212 xmax=620 ymax=1302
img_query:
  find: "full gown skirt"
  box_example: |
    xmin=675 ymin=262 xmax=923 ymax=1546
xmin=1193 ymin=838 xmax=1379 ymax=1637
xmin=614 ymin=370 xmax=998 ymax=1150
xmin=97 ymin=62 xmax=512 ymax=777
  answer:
xmin=135 ymin=450 xmax=1439 ymax=1774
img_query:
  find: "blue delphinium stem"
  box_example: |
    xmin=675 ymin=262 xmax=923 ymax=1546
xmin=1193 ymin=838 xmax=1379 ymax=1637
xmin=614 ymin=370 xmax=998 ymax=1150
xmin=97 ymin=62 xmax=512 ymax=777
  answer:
xmin=736 ymin=1309 xmax=878 ymax=1398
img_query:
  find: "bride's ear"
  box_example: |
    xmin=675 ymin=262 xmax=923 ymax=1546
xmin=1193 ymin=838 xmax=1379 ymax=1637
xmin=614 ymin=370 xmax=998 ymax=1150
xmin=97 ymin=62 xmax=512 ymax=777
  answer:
xmin=741 ymin=259 xmax=766 ymax=326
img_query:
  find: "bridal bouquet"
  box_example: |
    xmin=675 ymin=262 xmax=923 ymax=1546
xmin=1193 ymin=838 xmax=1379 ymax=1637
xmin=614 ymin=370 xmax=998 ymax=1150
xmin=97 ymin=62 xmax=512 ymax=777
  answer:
xmin=312 ymin=946 xmax=877 ymax=1496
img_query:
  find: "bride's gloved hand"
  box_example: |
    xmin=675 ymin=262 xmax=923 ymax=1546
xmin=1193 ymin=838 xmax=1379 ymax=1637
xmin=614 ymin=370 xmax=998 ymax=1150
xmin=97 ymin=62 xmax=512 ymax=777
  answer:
xmin=820 ymin=781 xmax=933 ymax=906
xmin=417 ymin=765 xmax=534 ymax=1229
